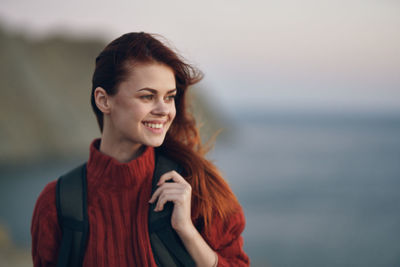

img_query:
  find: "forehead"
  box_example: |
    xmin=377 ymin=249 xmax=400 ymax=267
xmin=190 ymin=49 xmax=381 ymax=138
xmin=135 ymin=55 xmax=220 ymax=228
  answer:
xmin=122 ymin=62 xmax=176 ymax=92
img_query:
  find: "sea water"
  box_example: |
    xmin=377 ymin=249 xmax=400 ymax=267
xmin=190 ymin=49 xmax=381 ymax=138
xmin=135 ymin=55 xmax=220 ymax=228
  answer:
xmin=210 ymin=112 xmax=400 ymax=267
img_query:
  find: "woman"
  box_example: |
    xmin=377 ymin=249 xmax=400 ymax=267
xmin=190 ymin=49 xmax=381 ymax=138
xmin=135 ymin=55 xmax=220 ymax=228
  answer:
xmin=31 ymin=32 xmax=250 ymax=266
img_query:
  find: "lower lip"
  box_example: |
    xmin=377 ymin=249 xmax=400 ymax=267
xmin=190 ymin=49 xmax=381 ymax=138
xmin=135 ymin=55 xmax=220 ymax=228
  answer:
xmin=143 ymin=123 xmax=164 ymax=134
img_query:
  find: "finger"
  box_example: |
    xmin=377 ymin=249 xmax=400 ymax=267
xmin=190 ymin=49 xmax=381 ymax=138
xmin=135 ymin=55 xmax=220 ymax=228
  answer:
xmin=155 ymin=193 xmax=184 ymax=211
xmin=148 ymin=183 xmax=185 ymax=203
xmin=158 ymin=170 xmax=188 ymax=186
xmin=154 ymin=187 xmax=191 ymax=211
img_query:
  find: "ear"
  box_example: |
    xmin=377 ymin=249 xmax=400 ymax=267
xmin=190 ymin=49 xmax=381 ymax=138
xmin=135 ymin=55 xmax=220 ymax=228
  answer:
xmin=94 ymin=87 xmax=112 ymax=114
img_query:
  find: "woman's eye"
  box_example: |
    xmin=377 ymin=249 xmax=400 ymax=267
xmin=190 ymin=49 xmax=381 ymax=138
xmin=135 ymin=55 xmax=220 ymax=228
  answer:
xmin=140 ymin=95 xmax=154 ymax=100
xmin=166 ymin=95 xmax=176 ymax=101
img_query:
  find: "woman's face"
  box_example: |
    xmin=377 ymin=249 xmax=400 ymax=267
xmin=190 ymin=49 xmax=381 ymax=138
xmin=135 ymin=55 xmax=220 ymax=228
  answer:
xmin=106 ymin=62 xmax=177 ymax=148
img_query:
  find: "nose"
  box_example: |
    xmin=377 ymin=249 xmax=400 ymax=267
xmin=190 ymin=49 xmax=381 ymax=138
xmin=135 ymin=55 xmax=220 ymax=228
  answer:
xmin=151 ymin=98 xmax=169 ymax=116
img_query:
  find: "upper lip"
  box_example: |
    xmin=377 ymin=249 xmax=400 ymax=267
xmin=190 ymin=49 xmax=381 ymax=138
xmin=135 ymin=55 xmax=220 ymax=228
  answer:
xmin=142 ymin=120 xmax=167 ymax=124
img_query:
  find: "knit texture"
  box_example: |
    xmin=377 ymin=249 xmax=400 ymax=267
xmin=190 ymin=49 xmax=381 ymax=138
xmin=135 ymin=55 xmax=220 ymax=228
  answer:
xmin=31 ymin=138 xmax=250 ymax=266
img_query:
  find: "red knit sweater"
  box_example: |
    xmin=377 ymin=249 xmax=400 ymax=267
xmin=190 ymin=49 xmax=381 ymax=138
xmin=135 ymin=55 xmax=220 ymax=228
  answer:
xmin=31 ymin=139 xmax=250 ymax=266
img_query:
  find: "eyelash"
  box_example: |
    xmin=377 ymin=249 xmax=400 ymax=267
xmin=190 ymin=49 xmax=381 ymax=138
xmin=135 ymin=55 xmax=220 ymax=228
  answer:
xmin=140 ymin=94 xmax=176 ymax=101
xmin=140 ymin=95 xmax=154 ymax=100
xmin=166 ymin=95 xmax=176 ymax=101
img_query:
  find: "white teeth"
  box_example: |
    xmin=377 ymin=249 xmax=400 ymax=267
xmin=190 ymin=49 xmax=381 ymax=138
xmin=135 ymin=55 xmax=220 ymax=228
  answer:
xmin=143 ymin=122 xmax=163 ymax=129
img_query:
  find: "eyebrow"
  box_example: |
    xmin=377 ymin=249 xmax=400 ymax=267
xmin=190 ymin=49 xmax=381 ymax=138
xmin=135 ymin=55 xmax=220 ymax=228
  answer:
xmin=138 ymin=87 xmax=177 ymax=94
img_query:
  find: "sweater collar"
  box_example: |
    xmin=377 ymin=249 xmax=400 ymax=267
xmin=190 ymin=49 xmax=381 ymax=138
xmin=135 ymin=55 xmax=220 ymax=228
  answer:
xmin=86 ymin=138 xmax=155 ymax=190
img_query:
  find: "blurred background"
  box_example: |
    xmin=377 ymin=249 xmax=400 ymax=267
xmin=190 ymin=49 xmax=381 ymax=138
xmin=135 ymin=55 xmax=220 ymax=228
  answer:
xmin=0 ymin=0 xmax=399 ymax=266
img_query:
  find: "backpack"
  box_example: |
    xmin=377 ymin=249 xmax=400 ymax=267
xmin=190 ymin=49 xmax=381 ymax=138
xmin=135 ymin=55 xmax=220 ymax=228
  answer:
xmin=55 ymin=150 xmax=196 ymax=267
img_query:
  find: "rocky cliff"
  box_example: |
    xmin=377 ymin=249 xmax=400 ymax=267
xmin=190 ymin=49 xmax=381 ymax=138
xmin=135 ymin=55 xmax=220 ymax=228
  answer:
xmin=0 ymin=27 xmax=225 ymax=164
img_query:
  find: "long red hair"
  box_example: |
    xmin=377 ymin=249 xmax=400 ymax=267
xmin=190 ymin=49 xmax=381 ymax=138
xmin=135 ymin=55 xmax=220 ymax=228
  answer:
xmin=91 ymin=32 xmax=240 ymax=232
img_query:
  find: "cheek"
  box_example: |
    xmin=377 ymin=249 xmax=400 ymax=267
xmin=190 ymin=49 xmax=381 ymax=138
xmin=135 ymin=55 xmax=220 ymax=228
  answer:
xmin=170 ymin=105 xmax=177 ymax=121
xmin=114 ymin=103 xmax=146 ymax=127
xmin=127 ymin=101 xmax=149 ymax=120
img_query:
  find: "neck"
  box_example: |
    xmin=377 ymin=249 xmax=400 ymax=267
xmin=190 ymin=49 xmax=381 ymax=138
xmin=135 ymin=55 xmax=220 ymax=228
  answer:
xmin=99 ymin=135 xmax=145 ymax=163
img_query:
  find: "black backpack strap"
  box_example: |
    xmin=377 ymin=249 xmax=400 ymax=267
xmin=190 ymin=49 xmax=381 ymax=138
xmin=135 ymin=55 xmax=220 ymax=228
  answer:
xmin=148 ymin=151 xmax=196 ymax=267
xmin=55 ymin=151 xmax=195 ymax=267
xmin=56 ymin=163 xmax=89 ymax=267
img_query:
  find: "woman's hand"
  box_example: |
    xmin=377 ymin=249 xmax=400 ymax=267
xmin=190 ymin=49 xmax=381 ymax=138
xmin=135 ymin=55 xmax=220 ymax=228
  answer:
xmin=148 ymin=171 xmax=193 ymax=234
xmin=149 ymin=171 xmax=220 ymax=267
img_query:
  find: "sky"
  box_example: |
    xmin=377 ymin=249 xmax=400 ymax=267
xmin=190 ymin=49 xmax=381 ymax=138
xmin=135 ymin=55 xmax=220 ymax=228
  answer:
xmin=1 ymin=0 xmax=399 ymax=114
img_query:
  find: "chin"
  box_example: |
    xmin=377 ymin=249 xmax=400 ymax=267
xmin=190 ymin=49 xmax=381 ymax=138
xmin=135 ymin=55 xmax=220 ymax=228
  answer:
xmin=145 ymin=137 xmax=165 ymax=148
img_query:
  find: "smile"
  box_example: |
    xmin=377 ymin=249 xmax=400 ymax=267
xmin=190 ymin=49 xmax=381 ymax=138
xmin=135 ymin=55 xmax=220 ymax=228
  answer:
xmin=143 ymin=122 xmax=163 ymax=129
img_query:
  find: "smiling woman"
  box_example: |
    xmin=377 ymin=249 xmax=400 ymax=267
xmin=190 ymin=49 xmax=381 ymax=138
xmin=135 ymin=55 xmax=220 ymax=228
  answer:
xmin=31 ymin=32 xmax=250 ymax=267
xmin=95 ymin=63 xmax=177 ymax=162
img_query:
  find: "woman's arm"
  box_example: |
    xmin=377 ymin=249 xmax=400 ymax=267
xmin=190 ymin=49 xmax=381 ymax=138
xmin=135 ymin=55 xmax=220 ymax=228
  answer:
xmin=200 ymin=208 xmax=249 ymax=266
xmin=175 ymin=224 xmax=219 ymax=267
xmin=31 ymin=180 xmax=61 ymax=267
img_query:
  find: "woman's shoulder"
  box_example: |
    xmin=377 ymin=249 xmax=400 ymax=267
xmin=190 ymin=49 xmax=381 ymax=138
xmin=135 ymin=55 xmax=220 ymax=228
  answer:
xmin=197 ymin=202 xmax=246 ymax=237
xmin=216 ymin=203 xmax=246 ymax=232
xmin=31 ymin=179 xmax=62 ymax=265
xmin=33 ymin=179 xmax=58 ymax=216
